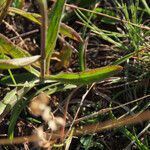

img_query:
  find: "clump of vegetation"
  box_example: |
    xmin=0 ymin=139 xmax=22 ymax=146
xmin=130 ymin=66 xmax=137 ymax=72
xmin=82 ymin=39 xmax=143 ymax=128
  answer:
xmin=0 ymin=0 xmax=149 ymax=149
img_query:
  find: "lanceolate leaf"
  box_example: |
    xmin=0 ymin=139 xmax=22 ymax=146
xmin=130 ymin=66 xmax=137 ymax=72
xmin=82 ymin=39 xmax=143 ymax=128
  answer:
xmin=60 ymin=23 xmax=83 ymax=42
xmin=45 ymin=65 xmax=123 ymax=85
xmin=0 ymin=55 xmax=40 ymax=69
xmin=9 ymin=7 xmax=41 ymax=25
xmin=46 ymin=0 xmax=66 ymax=59
xmin=0 ymin=34 xmax=40 ymax=76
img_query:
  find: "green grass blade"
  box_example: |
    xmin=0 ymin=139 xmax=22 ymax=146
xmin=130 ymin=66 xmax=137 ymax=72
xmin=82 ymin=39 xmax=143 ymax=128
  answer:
xmin=75 ymin=9 xmax=122 ymax=47
xmin=46 ymin=0 xmax=66 ymax=72
xmin=111 ymin=52 xmax=135 ymax=65
xmin=45 ymin=65 xmax=123 ymax=85
xmin=141 ymin=0 xmax=150 ymax=15
xmin=8 ymin=69 xmax=17 ymax=85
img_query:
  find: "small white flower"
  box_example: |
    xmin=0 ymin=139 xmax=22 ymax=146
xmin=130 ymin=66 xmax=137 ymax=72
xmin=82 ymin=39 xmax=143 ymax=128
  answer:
xmin=36 ymin=127 xmax=46 ymax=141
xmin=55 ymin=117 xmax=65 ymax=126
xmin=42 ymin=106 xmax=53 ymax=122
xmin=48 ymin=120 xmax=58 ymax=131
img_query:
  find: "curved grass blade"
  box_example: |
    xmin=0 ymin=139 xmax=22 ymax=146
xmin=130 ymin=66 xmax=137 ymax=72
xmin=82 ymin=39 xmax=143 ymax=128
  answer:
xmin=0 ymin=55 xmax=40 ymax=69
xmin=0 ymin=34 xmax=40 ymax=76
xmin=111 ymin=52 xmax=135 ymax=65
xmin=45 ymin=65 xmax=123 ymax=85
xmin=111 ymin=48 xmax=145 ymax=65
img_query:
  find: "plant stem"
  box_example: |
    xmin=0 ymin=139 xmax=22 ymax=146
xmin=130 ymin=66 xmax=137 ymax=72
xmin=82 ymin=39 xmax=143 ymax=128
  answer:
xmin=46 ymin=55 xmax=50 ymax=75
xmin=8 ymin=69 xmax=17 ymax=85
xmin=38 ymin=0 xmax=47 ymax=79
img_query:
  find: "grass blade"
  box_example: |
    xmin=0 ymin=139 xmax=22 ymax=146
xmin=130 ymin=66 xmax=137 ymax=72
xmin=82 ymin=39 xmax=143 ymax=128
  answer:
xmin=46 ymin=0 xmax=66 ymax=73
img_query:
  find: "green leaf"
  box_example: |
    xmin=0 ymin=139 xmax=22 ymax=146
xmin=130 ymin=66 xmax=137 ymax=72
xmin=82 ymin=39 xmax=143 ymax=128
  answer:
xmin=0 ymin=88 xmax=17 ymax=121
xmin=0 ymin=55 xmax=40 ymax=69
xmin=111 ymin=52 xmax=134 ymax=65
xmin=9 ymin=7 xmax=82 ymax=42
xmin=9 ymin=7 xmax=41 ymax=25
xmin=60 ymin=23 xmax=83 ymax=42
xmin=141 ymin=0 xmax=150 ymax=15
xmin=0 ymin=34 xmax=40 ymax=76
xmin=12 ymin=0 xmax=24 ymax=9
xmin=45 ymin=65 xmax=123 ymax=85
xmin=0 ymin=84 xmax=33 ymax=122
xmin=46 ymin=0 xmax=66 ymax=59
xmin=111 ymin=49 xmax=144 ymax=65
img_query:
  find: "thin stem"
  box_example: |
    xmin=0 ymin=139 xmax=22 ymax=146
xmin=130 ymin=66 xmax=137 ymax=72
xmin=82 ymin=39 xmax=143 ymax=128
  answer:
xmin=66 ymin=4 xmax=150 ymax=31
xmin=8 ymin=69 xmax=17 ymax=85
xmin=74 ymin=94 xmax=150 ymax=124
xmin=38 ymin=0 xmax=48 ymax=79
xmin=46 ymin=55 xmax=50 ymax=75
